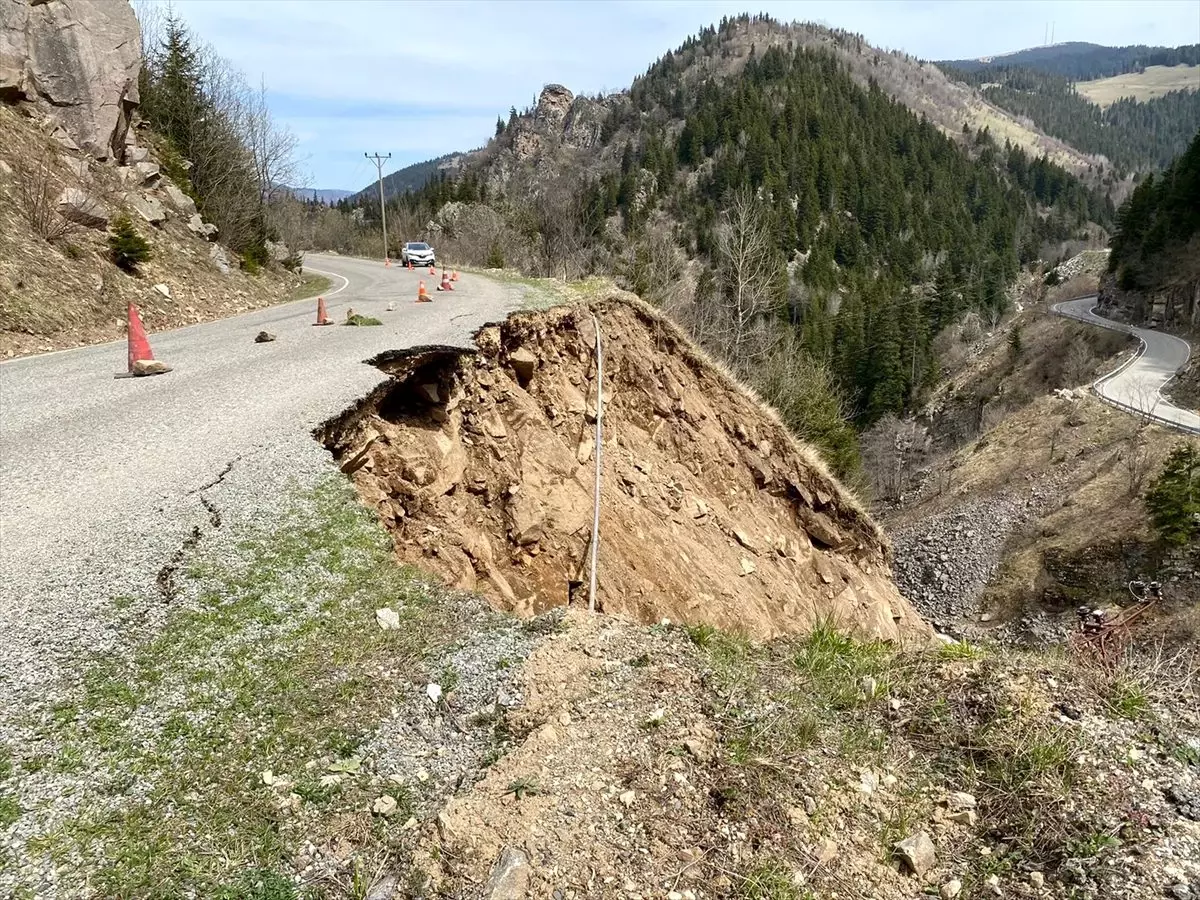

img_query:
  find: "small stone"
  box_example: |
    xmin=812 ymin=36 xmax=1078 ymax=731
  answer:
xmin=683 ymin=737 xmax=710 ymax=762
xmin=482 ymin=846 xmax=531 ymax=898
xmin=860 ymin=675 xmax=878 ymax=698
xmin=375 ymin=608 xmax=400 ymax=630
xmin=947 ymin=809 xmax=977 ymax=826
xmin=131 ymin=359 xmax=171 ymax=376
xmin=416 ymin=768 xmax=429 ymax=783
xmin=739 ymin=557 xmax=756 ymax=576
xmin=426 ymin=683 xmax=443 ymax=704
xmin=373 ymin=795 xmax=398 ymax=816
xmin=948 ymin=791 xmax=977 ymax=810
xmin=418 ymin=383 xmax=440 ymax=404
xmin=1168 ymin=884 xmax=1191 ymax=900
xmin=153 ymin=283 xmax=171 ymax=298
xmin=254 ymin=331 xmax=276 ymax=343
xmin=619 ymin=790 xmax=636 ymax=807
xmin=814 ymin=839 xmax=838 ymax=865
xmin=980 ymin=612 xmax=993 ymax=623
xmin=894 ymin=831 xmax=936 ymax=877
xmin=984 ymin=874 xmax=1001 ymax=895
xmin=858 ymin=770 xmax=880 ymax=794
xmin=1028 ymin=871 xmax=1044 ymax=888
xmin=940 ymin=880 xmax=963 ymax=899
xmin=645 ymin=708 xmax=665 ymax=726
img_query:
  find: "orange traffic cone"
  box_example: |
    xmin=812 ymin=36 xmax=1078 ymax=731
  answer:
xmin=450 ymin=270 xmax=459 ymax=282
xmin=125 ymin=303 xmax=170 ymax=376
xmin=428 ymin=263 xmax=436 ymax=276
xmin=385 ymin=257 xmax=391 ymax=267
xmin=438 ymin=269 xmax=453 ymax=292
xmin=416 ymin=280 xmax=432 ymax=303
xmin=313 ymin=295 xmax=334 ymax=325
xmin=407 ymin=259 xmax=413 ymax=270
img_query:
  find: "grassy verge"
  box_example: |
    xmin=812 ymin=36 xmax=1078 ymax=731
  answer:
xmin=27 ymin=478 xmax=467 ymax=899
xmin=459 ymin=267 xmax=624 ymax=311
xmin=687 ymin=623 xmax=1163 ymax=894
xmin=288 ymin=273 xmax=334 ymax=302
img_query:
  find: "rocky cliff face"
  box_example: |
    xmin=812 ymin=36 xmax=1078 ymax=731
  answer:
xmin=0 ymin=0 xmax=141 ymax=161
xmin=1098 ymin=272 xmax=1200 ymax=328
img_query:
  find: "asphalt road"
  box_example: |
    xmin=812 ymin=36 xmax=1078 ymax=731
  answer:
xmin=1053 ymin=296 xmax=1200 ymax=433
xmin=0 ymin=255 xmax=525 ymax=714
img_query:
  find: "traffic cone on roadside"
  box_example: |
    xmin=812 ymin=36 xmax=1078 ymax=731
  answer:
xmin=416 ymin=280 xmax=432 ymax=303
xmin=385 ymin=257 xmax=391 ymax=268
xmin=407 ymin=259 xmax=413 ymax=270
xmin=313 ymin=295 xmax=334 ymax=325
xmin=437 ymin=269 xmax=453 ymax=292
xmin=125 ymin=303 xmax=170 ymax=376
xmin=450 ymin=270 xmax=459 ymax=282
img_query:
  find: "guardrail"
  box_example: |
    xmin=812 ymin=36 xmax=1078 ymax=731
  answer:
xmin=1052 ymin=300 xmax=1200 ymax=436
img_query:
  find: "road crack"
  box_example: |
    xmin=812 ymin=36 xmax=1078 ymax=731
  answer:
xmin=156 ymin=457 xmax=237 ymax=601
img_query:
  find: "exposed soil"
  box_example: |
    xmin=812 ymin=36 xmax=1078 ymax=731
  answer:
xmin=320 ymin=298 xmax=930 ymax=643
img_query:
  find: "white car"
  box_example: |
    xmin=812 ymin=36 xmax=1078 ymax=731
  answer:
xmin=400 ymin=241 xmax=436 ymax=267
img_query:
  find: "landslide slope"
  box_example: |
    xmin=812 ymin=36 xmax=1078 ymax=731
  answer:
xmin=322 ymin=298 xmax=929 ymax=643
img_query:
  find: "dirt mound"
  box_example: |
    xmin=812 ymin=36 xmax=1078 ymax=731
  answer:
xmin=320 ymin=298 xmax=930 ymax=642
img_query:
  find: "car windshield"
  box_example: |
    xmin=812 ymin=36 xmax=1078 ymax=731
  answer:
xmin=408 ymin=243 xmax=429 ymax=251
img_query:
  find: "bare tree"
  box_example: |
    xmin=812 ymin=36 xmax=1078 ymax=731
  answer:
xmin=704 ymin=189 xmax=780 ymax=371
xmin=1063 ymin=335 xmax=1095 ymax=386
xmin=244 ymin=77 xmax=300 ymax=213
xmin=1123 ymin=424 xmax=1152 ymax=496
xmin=862 ymin=414 xmax=930 ymax=503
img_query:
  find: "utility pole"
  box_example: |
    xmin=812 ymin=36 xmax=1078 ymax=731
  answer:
xmin=364 ymin=152 xmax=391 ymax=263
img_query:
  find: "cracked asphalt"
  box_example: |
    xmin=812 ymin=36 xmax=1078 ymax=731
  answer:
xmin=0 ymin=255 xmax=526 ymax=738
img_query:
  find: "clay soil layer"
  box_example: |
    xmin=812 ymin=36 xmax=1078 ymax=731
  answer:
xmin=321 ymin=298 xmax=930 ymax=643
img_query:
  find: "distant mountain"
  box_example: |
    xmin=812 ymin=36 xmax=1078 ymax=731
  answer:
xmin=936 ymin=44 xmax=1200 ymax=174
xmin=351 ymin=153 xmax=464 ymax=203
xmin=282 ymin=187 xmax=354 ymax=204
xmin=940 ymin=42 xmax=1200 ymax=81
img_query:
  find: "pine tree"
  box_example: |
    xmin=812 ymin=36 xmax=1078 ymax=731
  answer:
xmin=108 ymin=214 xmax=152 ymax=272
xmin=1144 ymin=443 xmax=1200 ymax=546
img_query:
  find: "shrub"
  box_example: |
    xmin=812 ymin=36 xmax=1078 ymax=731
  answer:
xmin=486 ymin=240 xmax=505 ymax=269
xmin=1145 ymin=443 xmax=1200 ymax=546
xmin=108 ymin=214 xmax=152 ymax=272
xmin=1043 ymin=269 xmax=1062 ymax=286
xmin=281 ymin=251 xmax=303 ymax=273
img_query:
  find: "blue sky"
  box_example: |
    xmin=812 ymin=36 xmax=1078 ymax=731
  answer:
xmin=164 ymin=0 xmax=1200 ymax=191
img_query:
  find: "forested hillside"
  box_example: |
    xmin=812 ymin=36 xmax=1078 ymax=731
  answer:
xmin=349 ymin=153 xmax=463 ymax=203
xmin=1108 ymin=130 xmax=1200 ymax=294
xmin=941 ymin=65 xmax=1200 ymax=173
xmin=941 ymin=41 xmax=1200 ymax=80
xmin=313 ymin=16 xmax=1114 ymax=475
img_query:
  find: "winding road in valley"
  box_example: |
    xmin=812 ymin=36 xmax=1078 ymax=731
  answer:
xmin=1053 ymin=296 xmax=1200 ymax=434
xmin=0 ymin=256 xmax=525 ymax=716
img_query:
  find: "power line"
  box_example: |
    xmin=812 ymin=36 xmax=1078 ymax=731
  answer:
xmin=364 ymin=152 xmax=391 ymax=263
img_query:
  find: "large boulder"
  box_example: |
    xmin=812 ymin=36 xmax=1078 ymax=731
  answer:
xmin=0 ymin=0 xmax=141 ymax=162
xmin=129 ymin=192 xmax=166 ymax=225
xmin=57 ymin=187 xmax=109 ymax=228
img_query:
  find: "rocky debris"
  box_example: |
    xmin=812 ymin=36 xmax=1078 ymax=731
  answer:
xmin=128 ymin=192 xmax=166 ymax=225
xmin=55 ymin=187 xmax=109 ymax=228
xmin=940 ymin=879 xmax=963 ymax=898
xmin=1051 ymin=249 xmax=1110 ymax=283
xmin=0 ymin=0 xmax=141 ymax=161
xmin=322 ymin=299 xmax=930 ymax=642
xmin=209 ymin=244 xmax=231 ymax=275
xmin=890 ymin=478 xmax=1063 ymax=624
xmin=153 ymin=283 xmax=171 ymax=299
xmin=134 ymin=160 xmax=161 ymax=185
xmin=481 ymin=847 xmax=531 ymax=899
xmin=164 ymin=183 xmax=197 ymax=217
xmin=894 ymin=831 xmax=936 ymax=877
xmin=187 ymin=213 xmax=218 ymax=240
xmin=254 ymin=331 xmax=276 ymax=344
xmin=265 ymin=239 xmax=290 ymax=262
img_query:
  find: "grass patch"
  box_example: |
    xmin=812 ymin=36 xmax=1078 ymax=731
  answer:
xmin=287 ymin=272 xmax=333 ymax=302
xmin=736 ymin=857 xmax=810 ymax=899
xmin=1106 ymin=675 xmax=1150 ymax=719
xmin=33 ymin=477 xmax=466 ymax=898
xmin=0 ymin=795 xmax=20 ymax=829
xmin=342 ymin=313 xmax=382 ymax=327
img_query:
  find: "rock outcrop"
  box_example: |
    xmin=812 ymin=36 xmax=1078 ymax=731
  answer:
xmin=0 ymin=0 xmax=141 ymax=161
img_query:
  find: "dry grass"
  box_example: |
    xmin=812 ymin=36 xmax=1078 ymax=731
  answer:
xmin=1077 ymin=65 xmax=1200 ymax=107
